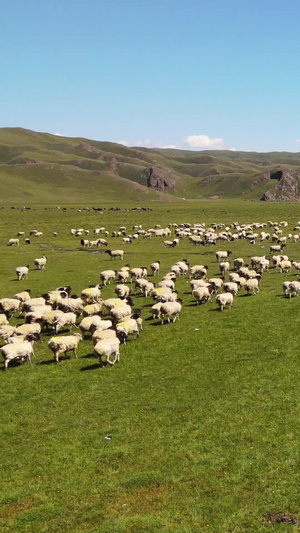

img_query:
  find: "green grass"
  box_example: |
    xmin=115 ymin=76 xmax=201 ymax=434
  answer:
xmin=1 ymin=200 xmax=300 ymax=532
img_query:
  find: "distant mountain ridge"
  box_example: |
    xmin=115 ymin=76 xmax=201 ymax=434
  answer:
xmin=1 ymin=127 xmax=300 ymax=203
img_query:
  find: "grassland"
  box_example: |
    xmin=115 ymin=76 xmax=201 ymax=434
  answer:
xmin=1 ymin=128 xmax=300 ymax=203
xmin=1 ymin=200 xmax=300 ymax=532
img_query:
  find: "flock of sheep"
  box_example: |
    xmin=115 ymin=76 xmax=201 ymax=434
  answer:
xmin=2 ymin=216 xmax=300 ymax=370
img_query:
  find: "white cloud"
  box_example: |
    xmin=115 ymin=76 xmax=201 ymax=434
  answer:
xmin=115 ymin=140 xmax=129 ymax=146
xmin=135 ymin=140 xmax=177 ymax=149
xmin=184 ymin=134 xmax=224 ymax=149
xmin=136 ymin=139 xmax=152 ymax=147
xmin=54 ymin=132 xmax=63 ymax=136
xmin=229 ymin=147 xmax=236 ymax=151
xmin=158 ymin=143 xmax=177 ymax=149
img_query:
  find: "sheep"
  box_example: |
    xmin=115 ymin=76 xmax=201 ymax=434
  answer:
xmin=215 ymin=250 xmax=232 ymax=262
xmin=130 ymin=267 xmax=148 ymax=281
xmin=53 ymin=312 xmax=77 ymax=334
xmin=83 ymin=303 xmax=103 ymax=317
xmin=105 ymin=249 xmax=124 ymax=260
xmin=139 ymin=281 xmax=154 ymax=297
xmin=190 ymin=265 xmax=208 ymax=279
xmin=152 ymin=287 xmax=178 ymax=302
xmin=110 ymin=304 xmax=132 ymax=323
xmin=288 ymin=281 xmax=300 ymax=298
xmin=48 ymin=333 xmax=83 ymax=363
xmin=151 ymin=302 xmax=163 ymax=319
xmin=270 ymin=244 xmax=286 ymax=253
xmin=164 ymin=240 xmax=174 ymax=248
xmin=79 ymin=317 xmax=112 ymax=336
xmin=245 ymin=277 xmax=261 ymax=295
xmin=160 ymin=299 xmax=182 ymax=324
xmin=7 ymin=238 xmax=19 ymax=246
xmin=102 ymin=297 xmax=132 ymax=314
xmin=223 ymin=282 xmax=239 ymax=296
xmin=81 ymin=284 xmax=102 ymax=304
xmin=116 ymin=317 xmax=143 ymax=343
xmin=0 ymin=325 xmax=17 ymax=341
xmin=150 ymin=261 xmax=160 ymax=276
xmin=0 ymin=298 xmax=21 ymax=317
xmin=0 ymin=314 xmax=9 ymax=326
xmin=13 ymin=289 xmax=31 ymax=302
xmin=282 ymin=281 xmax=292 ymax=297
xmin=37 ymin=309 xmax=64 ymax=330
xmin=34 ymin=255 xmax=47 ymax=270
xmin=115 ymin=284 xmax=130 ymax=299
xmin=91 ymin=325 xmax=115 ymax=344
xmin=216 ymin=293 xmax=234 ymax=311
xmin=192 ymin=287 xmax=212 ymax=305
xmin=159 ymin=278 xmax=175 ymax=290
xmin=122 ymin=237 xmax=132 ymax=244
xmin=292 ymin=261 xmax=300 ymax=274
xmin=25 ymin=239 xmax=31 ymax=245
xmin=22 ymin=297 xmax=46 ymax=314
xmin=1 ymin=341 xmax=33 ymax=370
xmin=100 ymin=269 xmax=116 ymax=285
xmin=94 ymin=337 xmax=120 ymax=366
xmin=207 ymin=277 xmax=225 ymax=293
xmin=278 ymin=260 xmax=292 ymax=273
xmin=219 ymin=261 xmax=230 ymax=275
xmin=233 ymin=258 xmax=244 ymax=270
xmin=57 ymin=298 xmax=83 ymax=316
xmin=15 ymin=323 xmax=41 ymax=338
xmin=16 ymin=266 xmax=29 ymax=281
xmin=117 ymin=269 xmax=130 ymax=283
xmin=190 ymin=279 xmax=210 ymax=291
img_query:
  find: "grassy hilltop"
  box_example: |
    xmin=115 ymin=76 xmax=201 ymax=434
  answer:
xmin=1 ymin=128 xmax=300 ymax=203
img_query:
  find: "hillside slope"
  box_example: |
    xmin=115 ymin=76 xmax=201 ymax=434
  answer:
xmin=1 ymin=128 xmax=300 ymax=203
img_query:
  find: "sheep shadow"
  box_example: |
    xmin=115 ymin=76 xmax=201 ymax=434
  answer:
xmin=82 ymin=352 xmax=98 ymax=360
xmin=80 ymin=362 xmax=115 ymax=371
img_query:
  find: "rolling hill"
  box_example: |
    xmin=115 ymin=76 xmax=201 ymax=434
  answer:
xmin=1 ymin=127 xmax=300 ymax=203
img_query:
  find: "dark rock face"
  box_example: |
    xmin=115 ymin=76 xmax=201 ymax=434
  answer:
xmin=142 ymin=167 xmax=173 ymax=191
xmin=252 ymin=171 xmax=270 ymax=186
xmin=260 ymin=169 xmax=300 ymax=201
xmin=77 ymin=143 xmax=102 ymax=155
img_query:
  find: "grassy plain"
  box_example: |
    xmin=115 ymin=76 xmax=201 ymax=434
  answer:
xmin=1 ymin=200 xmax=300 ymax=532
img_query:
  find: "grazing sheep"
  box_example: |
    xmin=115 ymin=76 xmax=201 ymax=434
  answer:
xmin=48 ymin=333 xmax=83 ymax=363
xmin=288 ymin=281 xmax=300 ymax=297
xmin=79 ymin=317 xmax=112 ymax=336
xmin=233 ymin=258 xmax=244 ymax=270
xmin=100 ymin=269 xmax=116 ymax=285
xmin=15 ymin=323 xmax=41 ymax=338
xmin=278 ymin=260 xmax=292 ymax=273
xmin=0 ymin=325 xmax=17 ymax=341
xmin=160 ymin=299 xmax=182 ymax=324
xmin=38 ymin=309 xmax=64 ymax=330
xmin=152 ymin=287 xmax=178 ymax=302
xmin=102 ymin=297 xmax=133 ymax=314
xmin=292 ymin=261 xmax=300 ymax=273
xmin=223 ymin=282 xmax=239 ymax=296
xmin=7 ymin=238 xmax=19 ymax=246
xmin=117 ymin=269 xmax=130 ymax=283
xmin=164 ymin=240 xmax=174 ymax=248
xmin=130 ymin=267 xmax=148 ymax=281
xmin=105 ymin=249 xmax=124 ymax=260
xmin=22 ymin=297 xmax=46 ymax=314
xmin=216 ymin=293 xmax=234 ymax=311
xmin=94 ymin=337 xmax=120 ymax=366
xmin=53 ymin=312 xmax=77 ymax=334
xmin=270 ymin=244 xmax=286 ymax=253
xmin=16 ymin=266 xmax=29 ymax=281
xmin=34 ymin=255 xmax=47 ymax=270
xmin=282 ymin=281 xmax=292 ymax=297
xmin=190 ymin=265 xmax=208 ymax=279
xmin=57 ymin=298 xmax=83 ymax=316
xmin=159 ymin=278 xmax=175 ymax=290
xmin=1 ymin=341 xmax=33 ymax=370
xmin=81 ymin=284 xmax=102 ymax=304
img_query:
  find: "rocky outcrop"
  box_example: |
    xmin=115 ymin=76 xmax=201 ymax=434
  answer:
xmin=142 ymin=167 xmax=174 ymax=191
xmin=9 ymin=157 xmax=37 ymax=165
xmin=252 ymin=171 xmax=270 ymax=185
xmin=76 ymin=143 xmax=102 ymax=155
xmin=260 ymin=168 xmax=300 ymax=201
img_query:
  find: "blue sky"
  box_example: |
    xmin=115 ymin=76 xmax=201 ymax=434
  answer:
xmin=2 ymin=0 xmax=300 ymax=152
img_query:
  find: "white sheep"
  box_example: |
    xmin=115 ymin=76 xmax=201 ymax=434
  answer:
xmin=245 ymin=277 xmax=260 ymax=295
xmin=100 ymin=269 xmax=116 ymax=285
xmin=219 ymin=261 xmax=230 ymax=275
xmin=215 ymin=250 xmax=232 ymax=262
xmin=57 ymin=298 xmax=83 ymax=316
xmin=91 ymin=325 xmax=115 ymax=345
xmin=22 ymin=297 xmax=46 ymax=313
xmin=152 ymin=287 xmax=178 ymax=302
xmin=1 ymin=341 xmax=33 ymax=370
xmin=192 ymin=287 xmax=212 ymax=305
xmin=13 ymin=290 xmax=32 ymax=302
xmin=160 ymin=300 xmax=182 ymax=324
xmin=83 ymin=303 xmax=103 ymax=317
xmin=216 ymin=293 xmax=234 ymax=311
xmin=288 ymin=281 xmax=300 ymax=297
xmin=151 ymin=302 xmax=163 ymax=319
xmin=116 ymin=317 xmax=142 ymax=343
xmin=117 ymin=269 xmax=130 ymax=283
xmin=0 ymin=325 xmax=17 ymax=341
xmin=130 ymin=267 xmax=148 ymax=281
xmin=105 ymin=249 xmax=124 ymax=260
xmin=110 ymin=304 xmax=132 ymax=323
xmin=80 ymin=317 xmax=112 ymax=336
xmin=16 ymin=266 xmax=29 ymax=281
xmin=115 ymin=284 xmax=130 ymax=299
xmin=15 ymin=323 xmax=41 ymax=338
xmin=282 ymin=281 xmax=292 ymax=297
xmin=94 ymin=337 xmax=120 ymax=366
xmin=189 ymin=265 xmax=208 ymax=279
xmin=81 ymin=284 xmax=102 ymax=304
xmin=7 ymin=238 xmax=19 ymax=246
xmin=48 ymin=333 xmax=83 ymax=363
xmin=150 ymin=261 xmax=160 ymax=276
xmin=0 ymin=314 xmax=9 ymax=326
xmin=278 ymin=260 xmax=292 ymax=273
xmin=0 ymin=298 xmax=21 ymax=317
xmin=53 ymin=312 xmax=77 ymax=334
xmin=34 ymin=255 xmax=47 ymax=270
xmin=223 ymin=282 xmax=239 ymax=296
